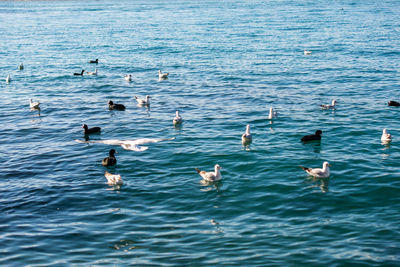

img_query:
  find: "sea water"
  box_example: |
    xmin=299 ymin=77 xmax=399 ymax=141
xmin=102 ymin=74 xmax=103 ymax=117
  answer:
xmin=0 ymin=0 xmax=399 ymax=265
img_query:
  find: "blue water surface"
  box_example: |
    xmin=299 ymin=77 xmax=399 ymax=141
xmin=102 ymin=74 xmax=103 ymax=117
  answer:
xmin=0 ymin=0 xmax=399 ymax=265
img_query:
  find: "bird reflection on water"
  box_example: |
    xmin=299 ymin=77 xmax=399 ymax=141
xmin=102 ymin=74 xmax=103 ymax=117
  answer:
xmin=305 ymin=177 xmax=330 ymax=193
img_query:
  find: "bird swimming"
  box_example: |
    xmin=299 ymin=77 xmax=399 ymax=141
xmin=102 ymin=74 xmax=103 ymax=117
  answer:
xmin=82 ymin=124 xmax=101 ymax=135
xmin=135 ymin=95 xmax=151 ymax=106
xmin=381 ymin=128 xmax=392 ymax=142
xmin=301 ymin=130 xmax=322 ymax=142
xmin=102 ymin=149 xmax=117 ymax=166
xmin=320 ymin=99 xmax=337 ymax=109
xmin=173 ymin=111 xmax=183 ymax=125
xmin=75 ymin=137 xmax=175 ymax=151
xmin=268 ymin=107 xmax=277 ymax=119
xmin=304 ymin=50 xmax=312 ymax=55
xmin=89 ymin=59 xmax=98 ymax=64
xmin=86 ymin=69 xmax=98 ymax=76
xmin=158 ymin=70 xmax=169 ymax=79
xmin=74 ymin=70 xmax=85 ymax=76
xmin=388 ymin=101 xmax=400 ymax=107
xmin=18 ymin=63 xmax=24 ymax=70
xmin=300 ymin=161 xmax=331 ymax=178
xmin=124 ymin=74 xmax=132 ymax=82
xmin=242 ymin=124 xmax=252 ymax=145
xmin=104 ymin=171 xmax=123 ymax=186
xmin=195 ymin=164 xmax=222 ymax=182
xmin=5 ymin=75 xmax=11 ymax=83
xmin=108 ymin=100 xmax=126 ymax=111
xmin=29 ymin=98 xmax=40 ymax=109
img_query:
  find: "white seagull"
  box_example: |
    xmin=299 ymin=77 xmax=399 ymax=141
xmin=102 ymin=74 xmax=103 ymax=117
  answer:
xmin=304 ymin=50 xmax=312 ymax=55
xmin=105 ymin=171 xmax=123 ymax=186
xmin=195 ymin=164 xmax=222 ymax=182
xmin=75 ymin=137 xmax=175 ymax=151
xmin=173 ymin=110 xmax=183 ymax=125
xmin=6 ymin=75 xmax=11 ymax=83
xmin=320 ymin=99 xmax=337 ymax=109
xmin=300 ymin=161 xmax=331 ymax=178
xmin=135 ymin=95 xmax=151 ymax=106
xmin=381 ymin=129 xmax=392 ymax=142
xmin=242 ymin=124 xmax=252 ymax=145
xmin=268 ymin=107 xmax=277 ymax=119
xmin=87 ymin=69 xmax=98 ymax=76
xmin=125 ymin=74 xmax=132 ymax=82
xmin=29 ymin=98 xmax=40 ymax=109
xmin=158 ymin=70 xmax=169 ymax=79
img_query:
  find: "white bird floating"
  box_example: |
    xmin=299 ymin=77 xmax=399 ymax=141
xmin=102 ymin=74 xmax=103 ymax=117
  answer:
xmin=300 ymin=161 xmax=331 ymax=178
xmin=75 ymin=137 xmax=175 ymax=151
xmin=268 ymin=107 xmax=277 ymax=119
xmin=381 ymin=129 xmax=392 ymax=142
xmin=242 ymin=124 xmax=252 ymax=145
xmin=87 ymin=69 xmax=98 ymax=76
xmin=135 ymin=95 xmax=151 ymax=106
xmin=304 ymin=50 xmax=312 ymax=55
xmin=5 ymin=75 xmax=11 ymax=83
xmin=320 ymin=99 xmax=337 ymax=109
xmin=195 ymin=164 xmax=222 ymax=182
xmin=105 ymin=171 xmax=123 ymax=186
xmin=29 ymin=98 xmax=40 ymax=109
xmin=124 ymin=74 xmax=132 ymax=82
xmin=158 ymin=70 xmax=169 ymax=79
xmin=173 ymin=110 xmax=183 ymax=125
xmin=18 ymin=63 xmax=24 ymax=70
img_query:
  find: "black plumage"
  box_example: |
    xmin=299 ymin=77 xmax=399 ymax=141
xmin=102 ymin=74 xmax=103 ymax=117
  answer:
xmin=102 ymin=149 xmax=117 ymax=166
xmin=82 ymin=124 xmax=101 ymax=135
xmin=301 ymin=130 xmax=322 ymax=142
xmin=74 ymin=69 xmax=85 ymax=76
xmin=388 ymin=101 xmax=400 ymax=107
xmin=89 ymin=59 xmax=98 ymax=64
xmin=108 ymin=100 xmax=126 ymax=111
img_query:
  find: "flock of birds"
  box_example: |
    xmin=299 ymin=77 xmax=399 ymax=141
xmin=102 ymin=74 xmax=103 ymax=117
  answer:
xmin=6 ymin=56 xmax=399 ymax=187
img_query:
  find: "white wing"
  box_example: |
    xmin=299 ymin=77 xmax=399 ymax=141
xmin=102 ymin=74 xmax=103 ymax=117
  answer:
xmin=75 ymin=137 xmax=175 ymax=151
xmin=74 ymin=139 xmax=124 ymax=145
xmin=130 ymin=137 xmax=175 ymax=145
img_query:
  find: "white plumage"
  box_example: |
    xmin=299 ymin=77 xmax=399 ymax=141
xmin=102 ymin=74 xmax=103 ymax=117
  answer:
xmin=381 ymin=129 xmax=392 ymax=142
xmin=158 ymin=70 xmax=169 ymax=79
xmin=125 ymin=74 xmax=132 ymax=81
xmin=6 ymin=75 xmax=11 ymax=83
xmin=173 ymin=110 xmax=183 ymax=125
xmin=135 ymin=95 xmax=151 ymax=106
xmin=268 ymin=107 xmax=277 ymax=119
xmin=105 ymin=171 xmax=123 ymax=186
xmin=195 ymin=164 xmax=222 ymax=182
xmin=242 ymin=124 xmax=252 ymax=145
xmin=29 ymin=98 xmax=40 ymax=109
xmin=304 ymin=50 xmax=312 ymax=55
xmin=300 ymin=161 xmax=331 ymax=178
xmin=320 ymin=99 xmax=337 ymax=109
xmin=75 ymin=137 xmax=175 ymax=151
xmin=87 ymin=69 xmax=98 ymax=76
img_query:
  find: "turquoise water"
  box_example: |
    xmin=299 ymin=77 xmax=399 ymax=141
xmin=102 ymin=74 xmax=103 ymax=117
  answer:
xmin=1 ymin=0 xmax=400 ymax=265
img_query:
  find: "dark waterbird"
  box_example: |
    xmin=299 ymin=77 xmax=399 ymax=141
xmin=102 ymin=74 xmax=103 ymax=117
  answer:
xmin=388 ymin=100 xmax=400 ymax=107
xmin=102 ymin=149 xmax=117 ymax=166
xmin=301 ymin=130 xmax=322 ymax=142
xmin=89 ymin=59 xmax=98 ymax=64
xmin=74 ymin=69 xmax=85 ymax=76
xmin=82 ymin=124 xmax=101 ymax=135
xmin=108 ymin=100 xmax=126 ymax=111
